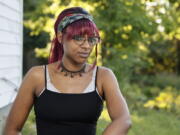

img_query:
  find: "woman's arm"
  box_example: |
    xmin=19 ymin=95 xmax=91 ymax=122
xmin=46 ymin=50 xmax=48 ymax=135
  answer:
xmin=3 ymin=66 xmax=43 ymax=135
xmin=100 ymin=67 xmax=132 ymax=135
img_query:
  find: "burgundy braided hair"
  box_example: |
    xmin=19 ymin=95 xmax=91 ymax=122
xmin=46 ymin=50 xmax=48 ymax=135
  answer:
xmin=48 ymin=7 xmax=99 ymax=71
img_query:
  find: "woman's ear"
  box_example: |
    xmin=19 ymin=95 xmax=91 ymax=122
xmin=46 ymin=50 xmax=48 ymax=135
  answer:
xmin=57 ymin=32 xmax=63 ymax=44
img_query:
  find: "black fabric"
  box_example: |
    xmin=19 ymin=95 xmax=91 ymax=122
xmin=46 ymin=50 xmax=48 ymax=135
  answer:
xmin=44 ymin=65 xmax=47 ymax=89
xmin=33 ymin=66 xmax=104 ymax=135
xmin=94 ymin=66 xmax=98 ymax=90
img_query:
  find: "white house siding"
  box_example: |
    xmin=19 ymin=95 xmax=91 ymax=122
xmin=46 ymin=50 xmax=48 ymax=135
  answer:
xmin=0 ymin=0 xmax=23 ymax=134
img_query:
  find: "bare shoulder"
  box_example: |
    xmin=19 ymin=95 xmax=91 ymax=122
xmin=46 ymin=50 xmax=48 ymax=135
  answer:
xmin=25 ymin=65 xmax=44 ymax=80
xmin=97 ymin=66 xmax=119 ymax=94
xmin=97 ymin=66 xmax=115 ymax=81
xmin=23 ymin=65 xmax=45 ymax=91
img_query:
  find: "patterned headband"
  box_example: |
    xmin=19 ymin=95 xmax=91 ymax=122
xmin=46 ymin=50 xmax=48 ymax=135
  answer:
xmin=57 ymin=13 xmax=94 ymax=32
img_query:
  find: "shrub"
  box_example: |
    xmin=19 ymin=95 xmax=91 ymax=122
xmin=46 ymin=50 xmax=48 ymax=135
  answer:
xmin=144 ymin=86 xmax=180 ymax=114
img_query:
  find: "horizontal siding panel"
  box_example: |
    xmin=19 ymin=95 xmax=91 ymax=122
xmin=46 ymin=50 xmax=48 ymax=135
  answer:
xmin=0 ymin=92 xmax=17 ymax=108
xmin=0 ymin=79 xmax=19 ymax=108
xmin=0 ymin=0 xmax=20 ymax=12
xmin=0 ymin=79 xmax=19 ymax=94
xmin=0 ymin=31 xmax=21 ymax=45
xmin=0 ymin=57 xmax=20 ymax=68
xmin=0 ymin=0 xmax=22 ymax=108
xmin=0 ymin=2 xmax=20 ymax=22
xmin=10 ymin=76 xmax=21 ymax=87
xmin=0 ymin=17 xmax=20 ymax=34
xmin=0 ymin=14 xmax=21 ymax=25
xmin=0 ymin=80 xmax=16 ymax=93
xmin=0 ymin=44 xmax=20 ymax=55
xmin=0 ymin=65 xmax=20 ymax=70
xmin=0 ymin=77 xmax=20 ymax=93
xmin=0 ymin=67 xmax=21 ymax=78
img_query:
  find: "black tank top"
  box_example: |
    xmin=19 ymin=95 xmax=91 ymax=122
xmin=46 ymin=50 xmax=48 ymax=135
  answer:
xmin=33 ymin=65 xmax=104 ymax=135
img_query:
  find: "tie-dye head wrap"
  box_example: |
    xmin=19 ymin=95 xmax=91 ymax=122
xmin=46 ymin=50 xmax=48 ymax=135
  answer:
xmin=57 ymin=13 xmax=94 ymax=32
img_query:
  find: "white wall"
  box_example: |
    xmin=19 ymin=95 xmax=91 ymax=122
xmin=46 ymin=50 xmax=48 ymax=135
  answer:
xmin=0 ymin=0 xmax=23 ymax=133
xmin=0 ymin=0 xmax=23 ymax=108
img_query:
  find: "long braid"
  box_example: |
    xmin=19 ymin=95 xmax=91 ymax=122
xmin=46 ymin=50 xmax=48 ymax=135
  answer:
xmin=88 ymin=44 xmax=98 ymax=72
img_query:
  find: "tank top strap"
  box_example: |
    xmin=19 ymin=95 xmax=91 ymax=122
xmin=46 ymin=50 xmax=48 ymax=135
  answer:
xmin=44 ymin=65 xmax=47 ymax=89
xmin=94 ymin=66 xmax=98 ymax=90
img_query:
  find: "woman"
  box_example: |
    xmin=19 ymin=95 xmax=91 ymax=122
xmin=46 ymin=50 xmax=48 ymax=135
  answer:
xmin=3 ymin=7 xmax=131 ymax=135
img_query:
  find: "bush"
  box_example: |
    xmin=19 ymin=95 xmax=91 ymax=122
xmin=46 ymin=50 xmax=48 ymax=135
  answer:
xmin=131 ymin=72 xmax=180 ymax=89
xmin=144 ymin=86 xmax=180 ymax=114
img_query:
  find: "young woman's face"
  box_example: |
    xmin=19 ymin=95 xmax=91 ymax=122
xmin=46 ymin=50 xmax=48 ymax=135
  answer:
xmin=62 ymin=33 xmax=98 ymax=64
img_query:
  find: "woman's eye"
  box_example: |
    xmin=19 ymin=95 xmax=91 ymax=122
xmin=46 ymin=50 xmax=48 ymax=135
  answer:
xmin=73 ymin=36 xmax=84 ymax=41
xmin=89 ymin=37 xmax=98 ymax=43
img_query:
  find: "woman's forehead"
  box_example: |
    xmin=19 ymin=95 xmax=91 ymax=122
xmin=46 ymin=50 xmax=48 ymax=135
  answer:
xmin=63 ymin=19 xmax=99 ymax=39
xmin=65 ymin=28 xmax=98 ymax=39
xmin=68 ymin=27 xmax=96 ymax=34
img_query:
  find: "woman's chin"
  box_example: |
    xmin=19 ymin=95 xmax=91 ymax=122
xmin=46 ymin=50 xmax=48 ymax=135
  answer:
xmin=77 ymin=57 xmax=88 ymax=64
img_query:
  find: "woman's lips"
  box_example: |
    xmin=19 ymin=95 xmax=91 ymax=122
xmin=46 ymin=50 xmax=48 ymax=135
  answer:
xmin=78 ymin=52 xmax=89 ymax=58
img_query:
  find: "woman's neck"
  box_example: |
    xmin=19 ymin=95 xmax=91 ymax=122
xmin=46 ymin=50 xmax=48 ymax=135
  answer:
xmin=61 ymin=57 xmax=86 ymax=72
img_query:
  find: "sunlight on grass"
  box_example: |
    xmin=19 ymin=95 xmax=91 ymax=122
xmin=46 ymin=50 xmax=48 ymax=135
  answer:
xmin=128 ymin=109 xmax=180 ymax=135
xmin=99 ymin=107 xmax=111 ymax=122
xmin=96 ymin=107 xmax=111 ymax=135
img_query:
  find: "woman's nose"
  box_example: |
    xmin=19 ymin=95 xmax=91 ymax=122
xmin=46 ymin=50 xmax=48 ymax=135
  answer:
xmin=82 ymin=39 xmax=90 ymax=48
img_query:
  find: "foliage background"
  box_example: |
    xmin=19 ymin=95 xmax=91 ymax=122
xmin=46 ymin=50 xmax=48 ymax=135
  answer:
xmin=23 ymin=0 xmax=180 ymax=135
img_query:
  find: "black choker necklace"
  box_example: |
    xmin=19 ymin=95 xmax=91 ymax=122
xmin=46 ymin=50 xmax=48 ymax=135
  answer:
xmin=60 ymin=62 xmax=86 ymax=78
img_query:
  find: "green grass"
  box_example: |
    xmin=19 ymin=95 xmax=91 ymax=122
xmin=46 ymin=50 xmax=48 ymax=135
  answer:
xmin=128 ymin=108 xmax=180 ymax=135
xmin=97 ymin=107 xmax=180 ymax=135
xmin=22 ymin=109 xmax=36 ymax=135
xmin=22 ymin=107 xmax=180 ymax=135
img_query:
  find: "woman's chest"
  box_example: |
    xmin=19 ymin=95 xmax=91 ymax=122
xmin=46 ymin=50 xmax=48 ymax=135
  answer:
xmin=34 ymin=91 xmax=103 ymax=123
